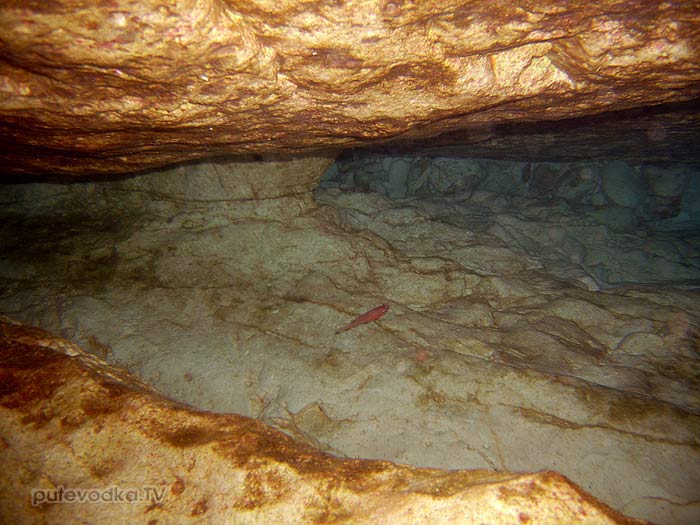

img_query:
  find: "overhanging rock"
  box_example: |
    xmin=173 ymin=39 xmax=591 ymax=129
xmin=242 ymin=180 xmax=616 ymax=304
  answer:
xmin=1 ymin=0 xmax=699 ymax=175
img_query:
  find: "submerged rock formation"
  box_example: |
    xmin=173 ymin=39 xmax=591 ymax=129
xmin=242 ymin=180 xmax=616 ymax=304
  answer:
xmin=2 ymin=1 xmax=700 ymax=523
xmin=320 ymin=154 xmax=700 ymax=288
xmin=1 ymin=0 xmax=699 ymax=175
xmin=0 ymin=317 xmax=650 ymax=524
xmin=1 ymin=157 xmax=699 ymax=524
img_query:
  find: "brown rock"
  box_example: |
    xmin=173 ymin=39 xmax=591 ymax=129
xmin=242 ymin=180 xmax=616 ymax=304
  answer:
xmin=0 ymin=317 xmax=650 ymax=524
xmin=1 ymin=1 xmax=699 ymax=175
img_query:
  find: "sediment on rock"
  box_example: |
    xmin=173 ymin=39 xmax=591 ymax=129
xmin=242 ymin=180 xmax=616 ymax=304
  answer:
xmin=0 ymin=318 xmax=651 ymax=524
xmin=1 ymin=1 xmax=699 ymax=174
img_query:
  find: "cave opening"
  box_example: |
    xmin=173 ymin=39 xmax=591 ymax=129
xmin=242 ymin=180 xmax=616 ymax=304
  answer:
xmin=315 ymin=150 xmax=700 ymax=290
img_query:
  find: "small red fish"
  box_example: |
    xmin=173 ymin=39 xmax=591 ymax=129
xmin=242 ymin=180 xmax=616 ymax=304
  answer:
xmin=335 ymin=304 xmax=390 ymax=334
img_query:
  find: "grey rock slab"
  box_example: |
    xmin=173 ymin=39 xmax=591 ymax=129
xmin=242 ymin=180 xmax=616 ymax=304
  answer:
xmin=1 ymin=160 xmax=699 ymax=525
xmin=601 ymin=161 xmax=645 ymax=208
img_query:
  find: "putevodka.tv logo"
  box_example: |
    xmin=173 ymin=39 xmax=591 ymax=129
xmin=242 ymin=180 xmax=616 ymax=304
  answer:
xmin=31 ymin=485 xmax=166 ymax=506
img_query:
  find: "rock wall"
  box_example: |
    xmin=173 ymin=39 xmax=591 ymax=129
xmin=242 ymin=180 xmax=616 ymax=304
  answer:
xmin=320 ymin=154 xmax=700 ymax=287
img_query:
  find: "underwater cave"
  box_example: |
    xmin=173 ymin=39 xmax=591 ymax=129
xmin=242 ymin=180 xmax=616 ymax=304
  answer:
xmin=1 ymin=1 xmax=700 ymax=524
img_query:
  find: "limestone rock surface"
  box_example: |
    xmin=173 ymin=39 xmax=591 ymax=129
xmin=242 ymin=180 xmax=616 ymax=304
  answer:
xmin=321 ymin=154 xmax=700 ymax=287
xmin=0 ymin=318 xmax=648 ymax=524
xmin=1 ymin=0 xmax=699 ymax=175
xmin=1 ymin=157 xmax=699 ymax=525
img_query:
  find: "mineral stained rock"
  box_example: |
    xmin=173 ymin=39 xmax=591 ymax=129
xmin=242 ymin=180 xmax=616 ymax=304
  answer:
xmin=1 ymin=0 xmax=699 ymax=175
xmin=0 ymin=318 xmax=650 ymax=524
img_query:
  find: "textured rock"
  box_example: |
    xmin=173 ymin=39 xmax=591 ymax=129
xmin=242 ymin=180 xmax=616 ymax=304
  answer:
xmin=1 ymin=1 xmax=699 ymax=175
xmin=322 ymin=154 xmax=700 ymax=287
xmin=643 ymin=165 xmax=690 ymax=197
xmin=601 ymin=161 xmax=644 ymax=208
xmin=0 ymin=318 xmax=649 ymax=524
xmin=2 ymin=159 xmax=700 ymax=524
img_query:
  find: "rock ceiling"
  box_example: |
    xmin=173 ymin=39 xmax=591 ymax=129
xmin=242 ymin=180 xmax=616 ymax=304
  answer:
xmin=1 ymin=0 xmax=699 ymax=175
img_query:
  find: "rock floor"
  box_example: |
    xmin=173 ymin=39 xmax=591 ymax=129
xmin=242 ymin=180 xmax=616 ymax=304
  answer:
xmin=1 ymin=159 xmax=699 ymax=525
